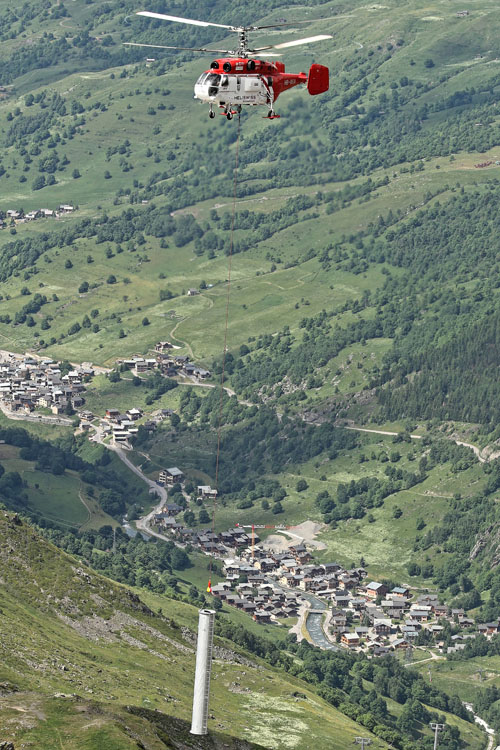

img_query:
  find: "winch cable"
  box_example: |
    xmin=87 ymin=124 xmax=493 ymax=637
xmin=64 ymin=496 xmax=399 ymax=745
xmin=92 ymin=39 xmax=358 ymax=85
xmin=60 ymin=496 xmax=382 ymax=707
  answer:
xmin=208 ymin=114 xmax=241 ymax=584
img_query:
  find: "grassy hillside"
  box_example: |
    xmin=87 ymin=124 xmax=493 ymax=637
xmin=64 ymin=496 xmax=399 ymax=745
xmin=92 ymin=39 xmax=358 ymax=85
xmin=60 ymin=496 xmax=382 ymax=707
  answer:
xmin=0 ymin=510 xmax=489 ymax=749
xmin=0 ymin=0 xmax=499 ymax=386
xmin=0 ymin=510 xmax=401 ymax=750
xmin=0 ymin=423 xmax=152 ymax=529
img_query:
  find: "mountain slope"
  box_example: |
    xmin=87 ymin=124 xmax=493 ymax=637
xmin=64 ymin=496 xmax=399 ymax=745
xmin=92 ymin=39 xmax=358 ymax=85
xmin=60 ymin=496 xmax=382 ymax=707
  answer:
xmin=1 ymin=0 xmax=500 ymax=382
xmin=0 ymin=510 xmax=390 ymax=749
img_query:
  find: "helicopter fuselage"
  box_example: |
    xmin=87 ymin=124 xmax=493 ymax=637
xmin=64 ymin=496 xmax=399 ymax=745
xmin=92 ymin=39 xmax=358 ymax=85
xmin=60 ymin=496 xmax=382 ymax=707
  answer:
xmin=194 ymin=58 xmax=312 ymax=117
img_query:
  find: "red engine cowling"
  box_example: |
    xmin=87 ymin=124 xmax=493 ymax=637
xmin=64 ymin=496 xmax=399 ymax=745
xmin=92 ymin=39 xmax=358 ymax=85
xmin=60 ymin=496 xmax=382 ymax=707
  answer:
xmin=307 ymin=64 xmax=329 ymax=95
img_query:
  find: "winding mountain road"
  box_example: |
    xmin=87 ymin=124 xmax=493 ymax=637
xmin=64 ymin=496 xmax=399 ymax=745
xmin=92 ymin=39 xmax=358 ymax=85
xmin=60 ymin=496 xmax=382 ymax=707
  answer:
xmin=345 ymin=424 xmax=500 ymax=463
xmin=90 ymin=427 xmax=168 ymax=537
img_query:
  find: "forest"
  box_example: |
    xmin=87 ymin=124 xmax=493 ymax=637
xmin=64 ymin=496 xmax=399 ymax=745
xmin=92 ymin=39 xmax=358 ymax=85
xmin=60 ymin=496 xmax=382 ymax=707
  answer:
xmin=0 ymin=424 xmax=151 ymax=519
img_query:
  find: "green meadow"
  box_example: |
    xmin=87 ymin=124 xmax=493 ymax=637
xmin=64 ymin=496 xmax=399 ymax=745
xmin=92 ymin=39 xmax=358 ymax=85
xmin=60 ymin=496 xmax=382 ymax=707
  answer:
xmin=1 ymin=0 xmax=500 ymax=376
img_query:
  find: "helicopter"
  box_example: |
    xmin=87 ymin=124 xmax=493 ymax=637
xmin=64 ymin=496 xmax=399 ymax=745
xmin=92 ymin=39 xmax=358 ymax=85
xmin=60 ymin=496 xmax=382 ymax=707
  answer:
xmin=125 ymin=11 xmax=332 ymax=120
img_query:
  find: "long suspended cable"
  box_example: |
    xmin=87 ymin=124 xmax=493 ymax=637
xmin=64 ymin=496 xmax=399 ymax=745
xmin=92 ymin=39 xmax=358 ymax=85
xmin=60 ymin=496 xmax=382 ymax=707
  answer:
xmin=208 ymin=115 xmax=241 ymax=582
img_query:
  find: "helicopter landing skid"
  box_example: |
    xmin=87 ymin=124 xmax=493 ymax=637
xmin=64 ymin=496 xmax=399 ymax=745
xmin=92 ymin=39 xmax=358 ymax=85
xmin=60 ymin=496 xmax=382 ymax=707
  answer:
xmin=219 ymin=106 xmax=241 ymax=121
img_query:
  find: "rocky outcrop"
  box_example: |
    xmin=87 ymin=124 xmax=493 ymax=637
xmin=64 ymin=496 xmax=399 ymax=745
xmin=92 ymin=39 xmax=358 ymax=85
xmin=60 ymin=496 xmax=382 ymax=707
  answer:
xmin=470 ymin=524 xmax=500 ymax=567
xmin=180 ymin=626 xmax=257 ymax=667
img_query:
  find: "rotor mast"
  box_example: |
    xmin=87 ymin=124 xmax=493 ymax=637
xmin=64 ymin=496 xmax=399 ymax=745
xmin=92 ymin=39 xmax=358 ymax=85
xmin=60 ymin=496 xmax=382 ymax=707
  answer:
xmin=237 ymin=28 xmax=250 ymax=57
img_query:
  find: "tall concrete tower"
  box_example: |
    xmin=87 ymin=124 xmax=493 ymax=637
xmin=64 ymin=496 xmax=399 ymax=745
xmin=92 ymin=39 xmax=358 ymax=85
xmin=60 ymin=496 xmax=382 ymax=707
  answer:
xmin=190 ymin=608 xmax=216 ymax=735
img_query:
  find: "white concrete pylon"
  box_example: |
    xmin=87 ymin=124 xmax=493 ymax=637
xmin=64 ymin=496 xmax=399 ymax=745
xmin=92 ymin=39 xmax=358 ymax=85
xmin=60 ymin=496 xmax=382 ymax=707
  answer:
xmin=190 ymin=608 xmax=216 ymax=735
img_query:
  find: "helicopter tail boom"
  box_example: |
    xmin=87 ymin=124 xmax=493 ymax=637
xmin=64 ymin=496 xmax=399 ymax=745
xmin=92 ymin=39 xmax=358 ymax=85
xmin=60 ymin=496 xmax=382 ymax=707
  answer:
xmin=307 ymin=64 xmax=329 ymax=95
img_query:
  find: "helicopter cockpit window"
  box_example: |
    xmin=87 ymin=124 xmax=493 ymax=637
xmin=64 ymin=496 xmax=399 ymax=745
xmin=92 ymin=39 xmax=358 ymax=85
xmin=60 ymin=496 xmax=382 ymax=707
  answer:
xmin=206 ymin=73 xmax=221 ymax=86
xmin=196 ymin=72 xmax=209 ymax=85
xmin=220 ymin=75 xmax=229 ymax=87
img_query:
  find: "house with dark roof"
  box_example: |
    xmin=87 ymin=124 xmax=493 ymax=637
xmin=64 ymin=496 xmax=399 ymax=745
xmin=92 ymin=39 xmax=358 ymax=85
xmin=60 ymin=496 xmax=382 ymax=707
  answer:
xmin=364 ymin=582 xmax=388 ymax=600
xmin=159 ymin=467 xmax=184 ymax=485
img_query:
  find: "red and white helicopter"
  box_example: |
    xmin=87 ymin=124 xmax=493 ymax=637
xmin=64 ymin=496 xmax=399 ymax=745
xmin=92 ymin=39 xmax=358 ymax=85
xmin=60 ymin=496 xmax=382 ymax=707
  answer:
xmin=125 ymin=11 xmax=332 ymax=120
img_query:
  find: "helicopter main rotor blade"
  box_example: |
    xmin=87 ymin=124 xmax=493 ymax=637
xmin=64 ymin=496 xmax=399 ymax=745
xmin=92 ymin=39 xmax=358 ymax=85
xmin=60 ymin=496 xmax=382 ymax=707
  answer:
xmin=124 ymin=42 xmax=234 ymax=53
xmin=136 ymin=11 xmax=237 ymax=31
xmin=254 ymin=34 xmax=332 ymax=51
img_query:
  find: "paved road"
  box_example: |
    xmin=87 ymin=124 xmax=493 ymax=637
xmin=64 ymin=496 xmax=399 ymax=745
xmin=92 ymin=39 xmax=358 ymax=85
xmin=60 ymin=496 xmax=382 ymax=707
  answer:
xmin=113 ymin=446 xmax=170 ymax=538
xmin=177 ymin=379 xmax=255 ymax=408
xmin=90 ymin=425 xmax=168 ymax=537
xmin=345 ymin=425 xmax=422 ymax=440
xmin=113 ymin=445 xmax=167 ymax=502
xmin=455 ymin=440 xmax=500 ymax=464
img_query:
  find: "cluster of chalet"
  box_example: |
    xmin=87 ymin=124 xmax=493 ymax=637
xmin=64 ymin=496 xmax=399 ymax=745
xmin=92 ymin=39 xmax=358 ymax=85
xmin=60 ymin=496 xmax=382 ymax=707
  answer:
xmin=148 ymin=472 xmax=496 ymax=642
xmin=153 ymin=500 xmax=260 ymax=559
xmin=116 ymin=342 xmax=210 ymax=381
xmin=213 ymin=548 xmax=358 ymax=624
xmin=151 ymin=501 xmax=500 ymax=642
xmin=0 ymin=353 xmax=93 ymax=414
xmin=96 ymin=405 xmax=175 ymax=447
xmin=0 ymin=205 xmax=75 ymax=228
xmin=212 ymin=548 xmax=365 ymax=624
xmin=328 ymin=587 xmax=497 ymax=657
xmin=153 ymin=522 xmax=240 ymax=554
xmin=213 ymin=559 xmax=302 ymax=624
xmin=236 ymin=542 xmax=360 ymax=594
xmin=103 ymin=406 xmax=145 ymax=446
xmin=151 ymin=513 xmax=329 ymax=624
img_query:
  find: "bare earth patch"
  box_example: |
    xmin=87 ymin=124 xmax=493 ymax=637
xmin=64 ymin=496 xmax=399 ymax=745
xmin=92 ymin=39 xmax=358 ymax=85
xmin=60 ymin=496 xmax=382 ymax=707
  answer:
xmin=263 ymin=521 xmax=327 ymax=552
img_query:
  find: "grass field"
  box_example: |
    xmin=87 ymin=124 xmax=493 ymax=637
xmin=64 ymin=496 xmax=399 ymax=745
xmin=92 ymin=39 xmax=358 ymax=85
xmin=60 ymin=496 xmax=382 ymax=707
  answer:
xmin=0 ymin=441 xmax=146 ymax=530
xmin=0 ymin=408 xmax=73 ymax=440
xmin=0 ymin=0 xmax=500 ymax=377
xmin=0 ymin=442 xmax=88 ymax=527
xmin=413 ymin=655 xmax=500 ymax=704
